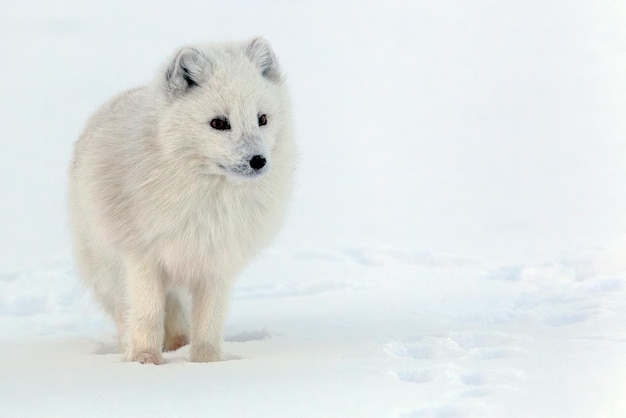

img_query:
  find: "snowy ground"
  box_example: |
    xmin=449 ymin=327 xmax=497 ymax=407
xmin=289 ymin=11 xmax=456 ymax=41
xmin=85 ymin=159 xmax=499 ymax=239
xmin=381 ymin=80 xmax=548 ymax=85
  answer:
xmin=2 ymin=1 xmax=626 ymax=417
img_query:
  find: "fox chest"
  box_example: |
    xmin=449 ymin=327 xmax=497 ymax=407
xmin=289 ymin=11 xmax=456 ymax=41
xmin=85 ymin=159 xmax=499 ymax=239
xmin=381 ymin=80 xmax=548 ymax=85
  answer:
xmin=153 ymin=191 xmax=274 ymax=281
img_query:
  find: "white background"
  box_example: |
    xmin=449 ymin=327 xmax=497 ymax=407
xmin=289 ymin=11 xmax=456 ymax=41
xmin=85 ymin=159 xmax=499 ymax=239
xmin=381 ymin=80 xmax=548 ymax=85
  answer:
xmin=1 ymin=1 xmax=626 ymax=417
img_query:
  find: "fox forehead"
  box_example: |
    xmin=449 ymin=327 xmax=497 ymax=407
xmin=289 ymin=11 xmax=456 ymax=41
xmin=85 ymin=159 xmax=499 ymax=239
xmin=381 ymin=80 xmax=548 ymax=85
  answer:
xmin=193 ymin=77 xmax=280 ymax=119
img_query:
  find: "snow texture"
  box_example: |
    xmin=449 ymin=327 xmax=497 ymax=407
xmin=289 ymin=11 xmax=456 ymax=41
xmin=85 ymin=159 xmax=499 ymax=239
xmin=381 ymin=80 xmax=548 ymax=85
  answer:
xmin=1 ymin=1 xmax=626 ymax=417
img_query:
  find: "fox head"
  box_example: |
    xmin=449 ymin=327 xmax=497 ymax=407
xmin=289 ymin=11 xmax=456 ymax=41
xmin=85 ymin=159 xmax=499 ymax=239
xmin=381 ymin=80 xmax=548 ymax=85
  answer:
xmin=154 ymin=37 xmax=289 ymax=181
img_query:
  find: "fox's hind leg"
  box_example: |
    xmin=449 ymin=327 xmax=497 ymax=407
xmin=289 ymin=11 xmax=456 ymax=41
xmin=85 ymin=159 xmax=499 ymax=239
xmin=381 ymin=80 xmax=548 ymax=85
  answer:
xmin=163 ymin=290 xmax=190 ymax=352
xmin=114 ymin=304 xmax=128 ymax=353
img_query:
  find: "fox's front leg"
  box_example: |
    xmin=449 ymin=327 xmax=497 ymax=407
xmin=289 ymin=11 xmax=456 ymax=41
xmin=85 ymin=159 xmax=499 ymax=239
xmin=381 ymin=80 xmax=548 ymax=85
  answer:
xmin=125 ymin=257 xmax=166 ymax=365
xmin=189 ymin=280 xmax=232 ymax=362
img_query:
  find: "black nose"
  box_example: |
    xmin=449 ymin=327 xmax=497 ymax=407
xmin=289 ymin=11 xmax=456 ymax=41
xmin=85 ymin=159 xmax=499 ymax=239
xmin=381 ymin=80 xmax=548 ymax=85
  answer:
xmin=249 ymin=155 xmax=267 ymax=170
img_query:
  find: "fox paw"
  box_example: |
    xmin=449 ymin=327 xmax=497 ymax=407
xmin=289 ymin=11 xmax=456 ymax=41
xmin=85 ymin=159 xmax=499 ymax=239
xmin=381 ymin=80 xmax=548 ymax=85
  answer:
xmin=131 ymin=351 xmax=163 ymax=365
xmin=190 ymin=345 xmax=222 ymax=363
xmin=164 ymin=335 xmax=189 ymax=352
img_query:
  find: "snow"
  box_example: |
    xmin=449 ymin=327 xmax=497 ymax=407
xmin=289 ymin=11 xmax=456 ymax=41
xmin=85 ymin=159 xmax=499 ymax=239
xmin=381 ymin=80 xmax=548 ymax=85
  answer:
xmin=1 ymin=0 xmax=626 ymax=417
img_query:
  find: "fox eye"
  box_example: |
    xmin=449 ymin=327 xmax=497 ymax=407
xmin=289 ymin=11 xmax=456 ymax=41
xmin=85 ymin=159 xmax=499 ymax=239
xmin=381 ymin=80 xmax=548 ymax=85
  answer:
xmin=258 ymin=114 xmax=267 ymax=126
xmin=210 ymin=117 xmax=231 ymax=130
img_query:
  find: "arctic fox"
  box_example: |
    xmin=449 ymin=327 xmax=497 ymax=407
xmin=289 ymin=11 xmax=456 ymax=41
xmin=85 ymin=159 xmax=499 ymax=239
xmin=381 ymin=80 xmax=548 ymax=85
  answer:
xmin=68 ymin=37 xmax=295 ymax=364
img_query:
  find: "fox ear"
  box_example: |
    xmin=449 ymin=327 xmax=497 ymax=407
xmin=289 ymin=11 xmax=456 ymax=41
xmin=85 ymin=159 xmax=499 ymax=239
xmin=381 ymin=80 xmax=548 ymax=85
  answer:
xmin=165 ymin=47 xmax=208 ymax=94
xmin=245 ymin=37 xmax=282 ymax=83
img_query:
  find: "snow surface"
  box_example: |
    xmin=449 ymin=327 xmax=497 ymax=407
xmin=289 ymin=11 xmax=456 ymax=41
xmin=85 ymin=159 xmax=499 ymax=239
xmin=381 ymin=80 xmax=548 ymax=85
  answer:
xmin=2 ymin=0 xmax=626 ymax=417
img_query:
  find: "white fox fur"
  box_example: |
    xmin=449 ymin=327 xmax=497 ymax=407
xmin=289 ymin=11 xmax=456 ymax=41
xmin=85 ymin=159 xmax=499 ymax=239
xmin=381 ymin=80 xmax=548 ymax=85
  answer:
xmin=68 ymin=37 xmax=295 ymax=364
